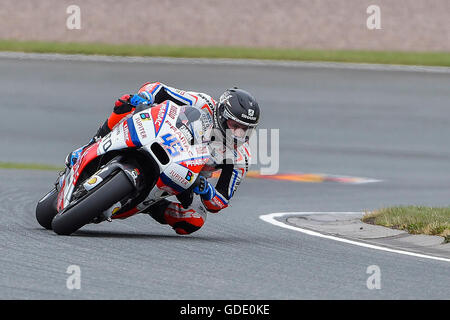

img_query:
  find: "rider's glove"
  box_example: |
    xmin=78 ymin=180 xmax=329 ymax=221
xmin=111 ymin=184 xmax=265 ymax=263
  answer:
xmin=193 ymin=176 xmax=215 ymax=201
xmin=129 ymin=92 xmax=154 ymax=107
xmin=115 ymin=94 xmax=132 ymax=107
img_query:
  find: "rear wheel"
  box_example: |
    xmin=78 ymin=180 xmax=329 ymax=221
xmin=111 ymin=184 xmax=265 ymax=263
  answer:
xmin=36 ymin=188 xmax=58 ymax=230
xmin=51 ymin=171 xmax=134 ymax=235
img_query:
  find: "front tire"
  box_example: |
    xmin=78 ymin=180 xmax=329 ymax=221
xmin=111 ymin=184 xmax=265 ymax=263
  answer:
xmin=51 ymin=171 xmax=134 ymax=236
xmin=36 ymin=188 xmax=58 ymax=230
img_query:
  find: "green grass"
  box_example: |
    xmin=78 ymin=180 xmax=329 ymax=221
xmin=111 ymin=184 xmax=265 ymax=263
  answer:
xmin=0 ymin=162 xmax=63 ymax=171
xmin=363 ymin=206 xmax=450 ymax=243
xmin=1 ymin=39 xmax=450 ymax=67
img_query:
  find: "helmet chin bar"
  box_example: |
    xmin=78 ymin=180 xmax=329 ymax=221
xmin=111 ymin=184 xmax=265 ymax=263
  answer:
xmin=207 ymin=127 xmax=241 ymax=149
xmin=213 ymin=99 xmax=258 ymax=149
xmin=204 ymin=129 xmax=249 ymax=166
xmin=214 ymin=128 xmax=252 ymax=149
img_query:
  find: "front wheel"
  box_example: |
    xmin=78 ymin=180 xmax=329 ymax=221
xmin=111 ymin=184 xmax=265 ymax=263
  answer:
xmin=51 ymin=171 xmax=134 ymax=235
xmin=36 ymin=188 xmax=58 ymax=230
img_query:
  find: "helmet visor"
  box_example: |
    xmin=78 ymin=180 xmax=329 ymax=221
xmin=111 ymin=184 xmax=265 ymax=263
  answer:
xmin=225 ymin=119 xmax=255 ymax=143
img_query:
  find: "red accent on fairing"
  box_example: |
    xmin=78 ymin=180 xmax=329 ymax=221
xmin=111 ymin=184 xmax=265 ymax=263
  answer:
xmin=123 ymin=121 xmax=136 ymax=148
xmin=112 ymin=207 xmax=139 ymax=220
xmin=187 ymin=164 xmax=203 ymax=174
xmin=108 ymin=111 xmax=133 ymax=130
xmin=150 ymin=103 xmax=167 ymax=135
xmin=156 ymin=177 xmax=178 ymax=195
xmin=177 ymin=157 xmax=209 ymax=174
xmin=56 ymin=179 xmax=66 ymax=212
xmin=71 ymin=142 xmax=100 ymax=187
xmin=156 ymin=177 xmax=165 ymax=188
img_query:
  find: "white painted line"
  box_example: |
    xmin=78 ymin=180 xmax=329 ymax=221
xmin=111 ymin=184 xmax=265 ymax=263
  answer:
xmin=259 ymin=212 xmax=450 ymax=263
xmin=1 ymin=51 xmax=450 ymax=74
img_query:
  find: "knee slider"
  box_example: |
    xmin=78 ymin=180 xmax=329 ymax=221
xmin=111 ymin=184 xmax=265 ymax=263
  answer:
xmin=172 ymin=221 xmax=202 ymax=235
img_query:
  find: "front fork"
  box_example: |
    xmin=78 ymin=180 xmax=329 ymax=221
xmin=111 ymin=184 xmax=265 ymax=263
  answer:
xmin=81 ymin=155 xmax=147 ymax=222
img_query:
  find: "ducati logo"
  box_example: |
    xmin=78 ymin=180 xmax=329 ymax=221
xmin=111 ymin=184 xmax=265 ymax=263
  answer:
xmin=248 ymin=109 xmax=255 ymax=116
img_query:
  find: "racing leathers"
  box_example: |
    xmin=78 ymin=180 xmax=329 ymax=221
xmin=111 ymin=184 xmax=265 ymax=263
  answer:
xmin=93 ymin=82 xmax=252 ymax=235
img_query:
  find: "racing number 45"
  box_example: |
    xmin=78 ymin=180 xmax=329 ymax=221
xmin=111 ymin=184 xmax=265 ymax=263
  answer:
xmin=161 ymin=133 xmax=184 ymax=157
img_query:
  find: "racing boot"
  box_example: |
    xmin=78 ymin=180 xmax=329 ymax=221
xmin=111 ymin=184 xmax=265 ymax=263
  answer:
xmin=140 ymin=199 xmax=171 ymax=225
xmin=142 ymin=199 xmax=206 ymax=235
xmin=65 ymin=144 xmax=89 ymax=169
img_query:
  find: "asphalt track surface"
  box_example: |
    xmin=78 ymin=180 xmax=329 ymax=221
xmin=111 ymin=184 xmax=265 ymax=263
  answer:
xmin=0 ymin=56 xmax=450 ymax=299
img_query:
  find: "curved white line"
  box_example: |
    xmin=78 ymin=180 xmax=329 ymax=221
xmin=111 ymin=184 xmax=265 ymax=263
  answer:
xmin=259 ymin=212 xmax=450 ymax=263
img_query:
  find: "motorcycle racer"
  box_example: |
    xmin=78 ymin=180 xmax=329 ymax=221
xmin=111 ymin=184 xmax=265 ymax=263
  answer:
xmin=66 ymin=83 xmax=260 ymax=235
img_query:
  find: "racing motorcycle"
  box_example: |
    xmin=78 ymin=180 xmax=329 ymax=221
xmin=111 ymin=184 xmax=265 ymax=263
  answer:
xmin=36 ymin=101 xmax=213 ymax=235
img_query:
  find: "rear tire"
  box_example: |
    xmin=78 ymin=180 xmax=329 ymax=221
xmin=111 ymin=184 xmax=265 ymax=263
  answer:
xmin=36 ymin=188 xmax=58 ymax=230
xmin=51 ymin=171 xmax=134 ymax=236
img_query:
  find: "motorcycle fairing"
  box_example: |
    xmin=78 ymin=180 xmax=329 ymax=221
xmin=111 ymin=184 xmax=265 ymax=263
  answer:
xmin=56 ymin=101 xmax=212 ymax=214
